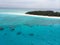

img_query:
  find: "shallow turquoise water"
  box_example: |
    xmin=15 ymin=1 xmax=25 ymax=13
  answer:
xmin=0 ymin=10 xmax=60 ymax=45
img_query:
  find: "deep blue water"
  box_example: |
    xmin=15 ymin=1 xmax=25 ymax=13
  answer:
xmin=0 ymin=9 xmax=60 ymax=45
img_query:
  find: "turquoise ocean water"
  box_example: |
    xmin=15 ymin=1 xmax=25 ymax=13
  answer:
xmin=0 ymin=9 xmax=60 ymax=45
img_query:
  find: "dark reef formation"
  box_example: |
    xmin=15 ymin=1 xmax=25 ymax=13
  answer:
xmin=29 ymin=33 xmax=34 ymax=36
xmin=17 ymin=32 xmax=22 ymax=35
xmin=25 ymin=11 xmax=60 ymax=17
xmin=0 ymin=27 xmax=4 ymax=31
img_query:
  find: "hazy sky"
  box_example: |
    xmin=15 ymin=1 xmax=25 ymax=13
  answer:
xmin=0 ymin=0 xmax=60 ymax=9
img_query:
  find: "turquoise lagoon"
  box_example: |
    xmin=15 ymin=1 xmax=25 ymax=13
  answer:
xmin=0 ymin=9 xmax=60 ymax=45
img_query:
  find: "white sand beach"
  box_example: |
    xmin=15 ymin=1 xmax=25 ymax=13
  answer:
xmin=0 ymin=12 xmax=60 ymax=19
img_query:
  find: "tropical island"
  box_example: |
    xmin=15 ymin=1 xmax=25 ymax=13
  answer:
xmin=25 ymin=11 xmax=60 ymax=17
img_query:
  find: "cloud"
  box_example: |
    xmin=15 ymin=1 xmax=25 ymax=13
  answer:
xmin=0 ymin=0 xmax=59 ymax=9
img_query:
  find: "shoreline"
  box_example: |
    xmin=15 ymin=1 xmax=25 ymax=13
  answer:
xmin=0 ymin=12 xmax=60 ymax=19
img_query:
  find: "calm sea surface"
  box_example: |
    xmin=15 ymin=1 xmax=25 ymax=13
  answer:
xmin=0 ymin=9 xmax=60 ymax=45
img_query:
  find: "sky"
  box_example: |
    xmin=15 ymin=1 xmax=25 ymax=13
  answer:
xmin=0 ymin=0 xmax=60 ymax=9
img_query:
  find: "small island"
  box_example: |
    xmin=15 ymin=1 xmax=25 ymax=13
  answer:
xmin=25 ymin=11 xmax=60 ymax=17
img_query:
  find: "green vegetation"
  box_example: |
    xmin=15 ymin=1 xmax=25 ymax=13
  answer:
xmin=25 ymin=11 xmax=60 ymax=16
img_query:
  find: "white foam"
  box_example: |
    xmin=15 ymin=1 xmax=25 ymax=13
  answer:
xmin=0 ymin=12 xmax=60 ymax=19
